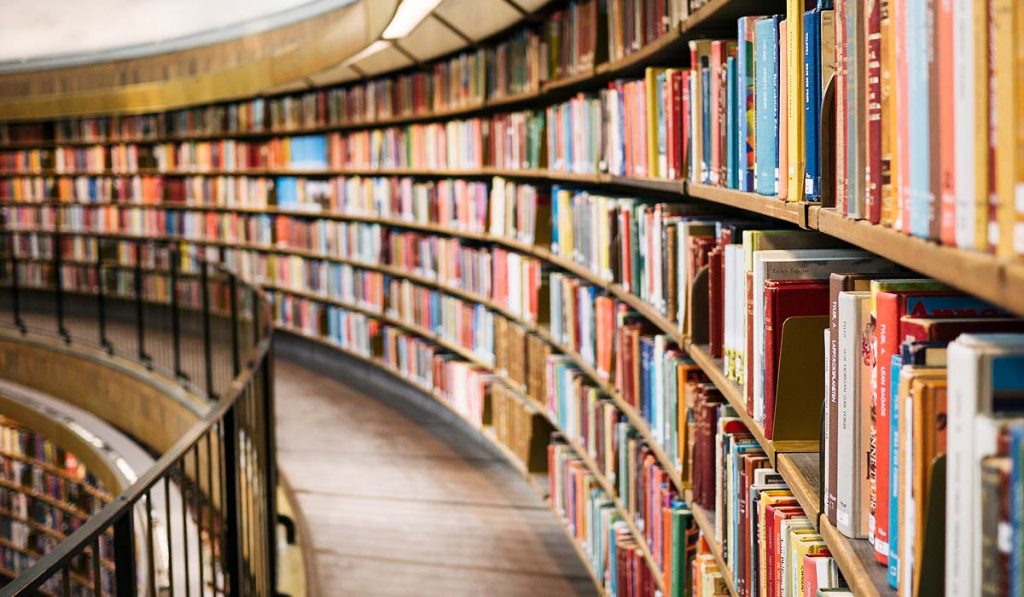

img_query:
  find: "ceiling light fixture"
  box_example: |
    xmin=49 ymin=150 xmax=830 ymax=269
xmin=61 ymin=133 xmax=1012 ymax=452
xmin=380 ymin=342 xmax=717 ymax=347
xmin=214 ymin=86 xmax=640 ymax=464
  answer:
xmin=341 ymin=39 xmax=392 ymax=66
xmin=381 ymin=0 xmax=443 ymax=40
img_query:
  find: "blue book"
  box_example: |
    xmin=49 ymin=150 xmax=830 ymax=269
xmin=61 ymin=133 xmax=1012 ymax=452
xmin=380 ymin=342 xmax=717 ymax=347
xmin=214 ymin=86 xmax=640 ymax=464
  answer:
xmin=701 ymin=66 xmax=712 ymax=184
xmin=1012 ymin=425 xmax=1024 ymax=597
xmin=803 ymin=9 xmax=822 ymax=200
xmin=275 ymin=177 xmax=298 ymax=208
xmin=726 ymin=56 xmax=738 ymax=189
xmin=289 ymin=135 xmax=328 ymax=169
xmin=640 ymin=337 xmax=654 ymax=421
xmin=907 ymin=0 xmax=931 ymax=237
xmin=887 ymin=353 xmax=902 ymax=588
xmin=754 ymin=17 xmax=781 ymax=195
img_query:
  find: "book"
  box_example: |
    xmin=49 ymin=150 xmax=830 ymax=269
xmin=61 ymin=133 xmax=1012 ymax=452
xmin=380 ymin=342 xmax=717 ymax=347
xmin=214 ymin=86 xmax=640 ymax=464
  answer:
xmin=786 ymin=0 xmax=807 ymax=201
xmin=755 ymin=19 xmax=782 ymax=196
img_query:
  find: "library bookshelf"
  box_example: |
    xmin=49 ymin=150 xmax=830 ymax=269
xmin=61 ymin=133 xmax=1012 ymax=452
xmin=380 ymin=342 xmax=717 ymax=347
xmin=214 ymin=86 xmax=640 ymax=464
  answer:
xmin=2 ymin=0 xmax=1016 ymax=594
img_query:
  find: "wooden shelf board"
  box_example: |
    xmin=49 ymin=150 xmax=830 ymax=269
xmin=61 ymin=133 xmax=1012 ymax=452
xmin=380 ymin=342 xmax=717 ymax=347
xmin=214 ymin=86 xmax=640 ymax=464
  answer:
xmin=813 ymin=206 xmax=1024 ymax=317
xmin=685 ymin=182 xmax=807 ymax=226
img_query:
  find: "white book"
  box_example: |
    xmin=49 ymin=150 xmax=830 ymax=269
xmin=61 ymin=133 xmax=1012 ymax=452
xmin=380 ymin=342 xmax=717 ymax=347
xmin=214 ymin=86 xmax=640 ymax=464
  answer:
xmin=722 ymin=244 xmax=743 ymax=377
xmin=836 ymin=290 xmax=870 ymax=539
xmin=749 ymin=249 xmax=883 ymax=424
xmin=946 ymin=334 xmax=1024 ymax=596
xmin=953 ymin=0 xmax=978 ymax=249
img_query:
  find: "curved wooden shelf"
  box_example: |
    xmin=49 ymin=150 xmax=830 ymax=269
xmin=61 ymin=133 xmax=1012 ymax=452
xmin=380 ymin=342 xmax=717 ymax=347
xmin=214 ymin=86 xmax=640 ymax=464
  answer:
xmin=0 ymin=0 xmax=986 ymax=591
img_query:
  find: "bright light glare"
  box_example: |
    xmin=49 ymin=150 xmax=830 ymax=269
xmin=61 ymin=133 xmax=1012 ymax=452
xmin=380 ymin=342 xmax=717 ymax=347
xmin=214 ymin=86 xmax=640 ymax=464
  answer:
xmin=381 ymin=0 xmax=443 ymax=39
xmin=342 ymin=39 xmax=392 ymax=66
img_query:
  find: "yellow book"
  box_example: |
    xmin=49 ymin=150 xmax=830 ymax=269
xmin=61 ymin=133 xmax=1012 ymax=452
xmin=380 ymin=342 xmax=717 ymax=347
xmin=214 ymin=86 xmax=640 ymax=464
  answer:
xmin=556 ymin=189 xmax=573 ymax=257
xmin=881 ymin=0 xmax=897 ymax=226
xmin=993 ymin=0 xmax=1023 ymax=257
xmin=645 ymin=68 xmax=666 ymax=179
xmin=791 ymin=533 xmax=829 ymax=595
xmin=787 ymin=0 xmax=806 ymax=201
xmin=969 ymin=0 xmax=991 ymax=250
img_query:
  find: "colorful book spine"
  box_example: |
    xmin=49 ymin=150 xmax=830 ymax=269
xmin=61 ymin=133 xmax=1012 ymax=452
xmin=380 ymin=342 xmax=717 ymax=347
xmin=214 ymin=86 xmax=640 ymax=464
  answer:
xmin=737 ymin=17 xmax=759 ymax=192
xmin=755 ymin=17 xmax=781 ymax=196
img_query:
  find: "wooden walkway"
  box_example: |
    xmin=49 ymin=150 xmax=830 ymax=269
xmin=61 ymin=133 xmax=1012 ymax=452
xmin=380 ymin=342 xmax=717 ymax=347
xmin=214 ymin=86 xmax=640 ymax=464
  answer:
xmin=274 ymin=357 xmax=598 ymax=596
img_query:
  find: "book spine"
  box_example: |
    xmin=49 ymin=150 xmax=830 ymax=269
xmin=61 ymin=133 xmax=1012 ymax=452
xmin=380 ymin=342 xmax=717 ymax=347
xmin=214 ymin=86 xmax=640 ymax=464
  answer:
xmin=804 ymin=10 xmax=823 ymax=201
xmin=738 ymin=18 xmax=756 ymax=192
xmin=886 ymin=353 xmax=901 ymax=588
xmin=880 ymin=0 xmax=897 ymax=226
xmin=755 ymin=19 xmax=780 ymax=196
xmin=779 ymin=19 xmax=789 ymax=200
xmin=727 ymin=57 xmax=738 ymax=189
xmin=993 ymin=0 xmax=1022 ymax=257
xmin=787 ymin=0 xmax=806 ymax=202
xmin=871 ymin=292 xmax=897 ymax=565
xmin=848 ymin=0 xmax=866 ymax=218
xmin=835 ymin=0 xmax=848 ymax=213
xmin=864 ymin=0 xmax=883 ymax=223
xmin=953 ymin=0 xmax=979 ymax=247
xmin=907 ymin=0 xmax=934 ymax=239
xmin=896 ymin=0 xmax=912 ymax=234
xmin=938 ymin=0 xmax=957 ymax=244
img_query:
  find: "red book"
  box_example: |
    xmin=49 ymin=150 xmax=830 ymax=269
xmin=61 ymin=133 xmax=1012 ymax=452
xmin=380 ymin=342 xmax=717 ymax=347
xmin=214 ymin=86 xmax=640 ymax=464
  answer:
xmin=762 ymin=279 xmax=829 ymax=438
xmin=680 ymin=70 xmax=691 ymax=178
xmin=764 ymin=504 xmax=802 ymax=597
xmin=864 ymin=0 xmax=882 ymax=223
xmin=669 ymin=70 xmax=684 ymax=179
xmin=708 ymin=244 xmax=726 ymax=357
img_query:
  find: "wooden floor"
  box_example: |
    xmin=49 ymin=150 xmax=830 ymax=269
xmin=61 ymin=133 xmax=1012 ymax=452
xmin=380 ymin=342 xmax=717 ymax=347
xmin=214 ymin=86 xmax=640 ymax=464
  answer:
xmin=274 ymin=357 xmax=599 ymax=596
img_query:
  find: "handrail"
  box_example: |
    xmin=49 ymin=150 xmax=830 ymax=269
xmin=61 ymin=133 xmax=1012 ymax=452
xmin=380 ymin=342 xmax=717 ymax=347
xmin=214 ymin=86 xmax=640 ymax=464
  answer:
xmin=0 ymin=237 xmax=276 ymax=596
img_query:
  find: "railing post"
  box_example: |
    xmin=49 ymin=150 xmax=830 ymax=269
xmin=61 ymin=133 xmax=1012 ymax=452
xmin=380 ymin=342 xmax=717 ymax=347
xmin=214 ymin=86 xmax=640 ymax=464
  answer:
xmin=10 ymin=255 xmax=26 ymax=334
xmin=170 ymin=248 xmax=186 ymax=380
xmin=221 ymin=406 xmax=243 ymax=595
xmin=53 ymin=231 xmax=70 ymax=344
xmin=113 ymin=511 xmax=138 ymax=597
xmin=135 ymin=241 xmax=151 ymax=365
xmin=229 ymin=276 xmax=241 ymax=376
xmin=96 ymin=260 xmax=113 ymax=355
xmin=200 ymin=260 xmax=215 ymax=398
xmin=262 ymin=351 xmax=278 ymax=594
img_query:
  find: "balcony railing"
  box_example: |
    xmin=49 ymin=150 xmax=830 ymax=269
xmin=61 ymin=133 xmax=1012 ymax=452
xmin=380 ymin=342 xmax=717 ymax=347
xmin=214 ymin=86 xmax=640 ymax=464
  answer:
xmin=0 ymin=230 xmax=276 ymax=596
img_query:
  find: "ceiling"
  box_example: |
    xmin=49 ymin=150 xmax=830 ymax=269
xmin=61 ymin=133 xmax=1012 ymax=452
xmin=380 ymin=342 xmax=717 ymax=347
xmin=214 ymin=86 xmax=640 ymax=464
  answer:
xmin=0 ymin=0 xmax=358 ymax=72
xmin=0 ymin=0 xmax=550 ymax=120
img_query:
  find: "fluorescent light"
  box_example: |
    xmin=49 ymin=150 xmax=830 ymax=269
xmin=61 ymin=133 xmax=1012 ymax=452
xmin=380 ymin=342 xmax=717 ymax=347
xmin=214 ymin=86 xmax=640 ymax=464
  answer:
xmin=342 ymin=39 xmax=392 ymax=66
xmin=381 ymin=0 xmax=443 ymax=39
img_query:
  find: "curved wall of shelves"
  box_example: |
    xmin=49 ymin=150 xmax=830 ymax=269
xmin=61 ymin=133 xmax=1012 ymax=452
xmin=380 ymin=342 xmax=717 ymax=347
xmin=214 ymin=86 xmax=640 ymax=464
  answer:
xmin=5 ymin=0 xmax=1021 ymax=595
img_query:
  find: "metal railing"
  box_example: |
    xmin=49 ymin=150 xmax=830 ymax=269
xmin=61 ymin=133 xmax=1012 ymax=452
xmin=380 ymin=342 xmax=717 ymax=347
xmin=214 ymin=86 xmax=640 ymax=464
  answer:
xmin=0 ymin=229 xmax=276 ymax=596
